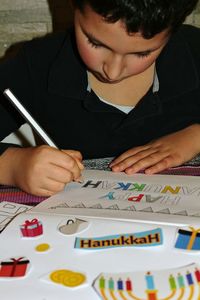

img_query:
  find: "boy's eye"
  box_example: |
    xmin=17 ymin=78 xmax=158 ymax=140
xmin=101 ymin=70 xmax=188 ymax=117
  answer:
xmin=87 ymin=38 xmax=101 ymax=49
xmin=136 ymin=51 xmax=151 ymax=58
xmin=86 ymin=37 xmax=152 ymax=57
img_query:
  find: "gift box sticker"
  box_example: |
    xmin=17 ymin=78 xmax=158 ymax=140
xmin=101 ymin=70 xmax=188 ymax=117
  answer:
xmin=20 ymin=218 xmax=43 ymax=237
xmin=0 ymin=257 xmax=30 ymax=278
xmin=175 ymin=226 xmax=200 ymax=251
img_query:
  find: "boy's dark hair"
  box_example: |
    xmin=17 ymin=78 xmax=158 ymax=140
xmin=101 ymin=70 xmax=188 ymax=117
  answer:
xmin=72 ymin=0 xmax=199 ymax=38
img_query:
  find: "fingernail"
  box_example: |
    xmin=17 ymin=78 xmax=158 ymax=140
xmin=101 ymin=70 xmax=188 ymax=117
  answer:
xmin=112 ymin=166 xmax=120 ymax=172
xmin=75 ymin=175 xmax=84 ymax=183
xmin=109 ymin=161 xmax=116 ymax=167
xmin=126 ymin=168 xmax=135 ymax=175
xmin=145 ymin=169 xmax=152 ymax=175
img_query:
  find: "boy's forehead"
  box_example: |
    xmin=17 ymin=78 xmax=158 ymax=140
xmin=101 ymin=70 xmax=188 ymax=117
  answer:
xmin=75 ymin=5 xmax=170 ymax=53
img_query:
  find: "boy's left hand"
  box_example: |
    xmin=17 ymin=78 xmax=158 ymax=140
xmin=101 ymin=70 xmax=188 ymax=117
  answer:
xmin=110 ymin=124 xmax=200 ymax=175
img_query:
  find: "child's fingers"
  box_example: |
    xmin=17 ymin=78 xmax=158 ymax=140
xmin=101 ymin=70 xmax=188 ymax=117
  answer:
xmin=62 ymin=150 xmax=84 ymax=170
xmin=33 ymin=179 xmax=68 ymax=197
xmin=47 ymin=164 xmax=74 ymax=183
xmin=145 ymin=156 xmax=176 ymax=174
xmin=111 ymin=148 xmax=161 ymax=172
xmin=110 ymin=145 xmax=151 ymax=167
xmin=61 ymin=152 xmax=84 ymax=183
xmin=63 ymin=149 xmax=83 ymax=161
xmin=123 ymin=157 xmax=162 ymax=175
xmin=39 ymin=178 xmax=67 ymax=194
xmin=124 ymin=151 xmax=170 ymax=174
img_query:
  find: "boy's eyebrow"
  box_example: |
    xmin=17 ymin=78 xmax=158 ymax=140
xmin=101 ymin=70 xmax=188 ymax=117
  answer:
xmin=82 ymin=28 xmax=162 ymax=54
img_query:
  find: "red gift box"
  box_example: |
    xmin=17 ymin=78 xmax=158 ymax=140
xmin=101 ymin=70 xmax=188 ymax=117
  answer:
xmin=0 ymin=257 xmax=30 ymax=277
xmin=20 ymin=218 xmax=43 ymax=237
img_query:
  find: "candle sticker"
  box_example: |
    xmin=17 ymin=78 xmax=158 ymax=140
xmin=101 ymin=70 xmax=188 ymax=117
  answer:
xmin=93 ymin=263 xmax=200 ymax=300
xmin=41 ymin=269 xmax=87 ymax=289
xmin=58 ymin=217 xmax=89 ymax=235
xmin=0 ymin=257 xmax=30 ymax=278
xmin=75 ymin=228 xmax=163 ymax=250
xmin=175 ymin=226 xmax=200 ymax=251
xmin=20 ymin=218 xmax=43 ymax=238
xmin=145 ymin=271 xmax=155 ymax=290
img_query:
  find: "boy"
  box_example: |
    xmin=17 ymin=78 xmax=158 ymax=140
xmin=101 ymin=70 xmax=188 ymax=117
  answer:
xmin=0 ymin=0 xmax=199 ymax=196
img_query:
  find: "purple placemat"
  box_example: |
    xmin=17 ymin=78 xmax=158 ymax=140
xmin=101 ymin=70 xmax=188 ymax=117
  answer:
xmin=0 ymin=185 xmax=47 ymax=206
xmin=83 ymin=157 xmax=200 ymax=176
xmin=150 ymin=165 xmax=200 ymax=176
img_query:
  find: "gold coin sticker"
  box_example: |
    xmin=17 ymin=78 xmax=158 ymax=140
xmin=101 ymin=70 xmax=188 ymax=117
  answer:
xmin=50 ymin=269 xmax=86 ymax=287
xmin=50 ymin=270 xmax=72 ymax=283
xmin=62 ymin=272 xmax=86 ymax=287
xmin=35 ymin=243 xmax=50 ymax=252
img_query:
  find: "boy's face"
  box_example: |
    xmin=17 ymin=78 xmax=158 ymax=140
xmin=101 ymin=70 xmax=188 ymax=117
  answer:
xmin=74 ymin=5 xmax=170 ymax=83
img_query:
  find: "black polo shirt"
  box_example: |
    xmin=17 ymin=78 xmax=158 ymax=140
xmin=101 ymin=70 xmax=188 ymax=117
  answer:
xmin=0 ymin=25 xmax=200 ymax=159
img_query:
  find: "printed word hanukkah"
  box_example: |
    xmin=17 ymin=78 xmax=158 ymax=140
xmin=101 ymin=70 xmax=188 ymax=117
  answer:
xmin=75 ymin=228 xmax=163 ymax=250
xmin=82 ymin=180 xmax=200 ymax=197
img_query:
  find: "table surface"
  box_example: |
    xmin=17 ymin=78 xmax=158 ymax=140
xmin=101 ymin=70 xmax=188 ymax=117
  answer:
xmin=0 ymin=156 xmax=200 ymax=206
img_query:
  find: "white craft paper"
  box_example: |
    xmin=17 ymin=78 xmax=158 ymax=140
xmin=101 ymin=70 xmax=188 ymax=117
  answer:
xmin=31 ymin=170 xmax=200 ymax=226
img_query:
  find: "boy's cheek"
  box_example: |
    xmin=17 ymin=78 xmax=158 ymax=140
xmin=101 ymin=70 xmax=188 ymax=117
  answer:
xmin=128 ymin=55 xmax=159 ymax=75
xmin=78 ymin=48 xmax=102 ymax=70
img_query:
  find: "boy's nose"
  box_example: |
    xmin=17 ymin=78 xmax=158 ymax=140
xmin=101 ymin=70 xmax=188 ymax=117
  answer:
xmin=103 ymin=55 xmax=125 ymax=81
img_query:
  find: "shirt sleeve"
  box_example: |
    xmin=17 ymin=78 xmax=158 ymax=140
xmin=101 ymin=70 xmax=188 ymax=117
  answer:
xmin=0 ymin=143 xmax=21 ymax=155
xmin=0 ymin=45 xmax=33 ymax=154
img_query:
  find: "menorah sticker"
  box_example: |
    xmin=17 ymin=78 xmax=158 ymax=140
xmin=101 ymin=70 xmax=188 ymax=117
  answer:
xmin=93 ymin=263 xmax=200 ymax=300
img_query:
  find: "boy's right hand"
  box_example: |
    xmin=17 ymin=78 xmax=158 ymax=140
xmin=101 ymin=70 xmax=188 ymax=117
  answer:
xmin=0 ymin=145 xmax=84 ymax=196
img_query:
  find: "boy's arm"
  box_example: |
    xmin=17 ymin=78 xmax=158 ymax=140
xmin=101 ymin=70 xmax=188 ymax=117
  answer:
xmin=110 ymin=124 xmax=200 ymax=174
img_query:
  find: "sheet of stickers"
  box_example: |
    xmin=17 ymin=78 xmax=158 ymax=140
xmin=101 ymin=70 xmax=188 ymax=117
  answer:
xmin=1 ymin=210 xmax=200 ymax=300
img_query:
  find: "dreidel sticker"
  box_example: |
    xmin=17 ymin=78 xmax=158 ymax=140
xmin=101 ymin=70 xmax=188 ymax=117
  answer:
xmin=175 ymin=226 xmax=200 ymax=251
xmin=0 ymin=257 xmax=30 ymax=278
xmin=58 ymin=217 xmax=89 ymax=235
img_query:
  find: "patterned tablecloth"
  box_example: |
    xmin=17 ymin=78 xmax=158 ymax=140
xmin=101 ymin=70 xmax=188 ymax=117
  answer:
xmin=0 ymin=156 xmax=200 ymax=206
